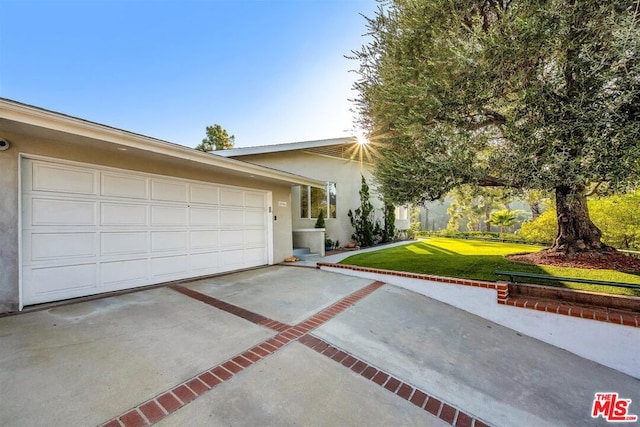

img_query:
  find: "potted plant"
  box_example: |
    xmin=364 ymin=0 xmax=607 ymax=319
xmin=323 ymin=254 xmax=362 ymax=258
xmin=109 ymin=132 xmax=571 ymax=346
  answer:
xmin=325 ymin=238 xmax=334 ymax=251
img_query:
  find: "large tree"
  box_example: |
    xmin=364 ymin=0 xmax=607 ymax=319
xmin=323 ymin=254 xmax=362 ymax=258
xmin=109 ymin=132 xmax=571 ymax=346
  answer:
xmin=195 ymin=124 xmax=235 ymax=151
xmin=352 ymin=0 xmax=640 ymax=255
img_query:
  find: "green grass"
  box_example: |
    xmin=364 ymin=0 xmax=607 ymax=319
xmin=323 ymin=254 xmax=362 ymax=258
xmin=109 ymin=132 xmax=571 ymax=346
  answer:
xmin=340 ymin=238 xmax=640 ymax=296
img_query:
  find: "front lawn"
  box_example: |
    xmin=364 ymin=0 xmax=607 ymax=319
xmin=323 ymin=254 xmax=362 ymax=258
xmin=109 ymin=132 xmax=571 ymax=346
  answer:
xmin=339 ymin=238 xmax=640 ymax=296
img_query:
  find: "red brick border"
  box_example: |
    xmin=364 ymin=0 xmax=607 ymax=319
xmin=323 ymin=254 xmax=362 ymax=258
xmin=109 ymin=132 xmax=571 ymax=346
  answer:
xmin=169 ymin=285 xmax=291 ymax=332
xmin=298 ymin=334 xmax=491 ymax=427
xmin=502 ymin=297 xmax=640 ymax=327
xmin=317 ymin=263 xmax=640 ymax=328
xmin=317 ymin=262 xmax=498 ymax=289
xmin=102 ymin=279 xmax=489 ymax=426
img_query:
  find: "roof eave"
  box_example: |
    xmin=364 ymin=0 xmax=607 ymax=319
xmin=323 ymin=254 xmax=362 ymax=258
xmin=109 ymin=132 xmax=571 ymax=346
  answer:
xmin=215 ymin=136 xmax=358 ymax=157
xmin=0 ymin=98 xmax=325 ymax=188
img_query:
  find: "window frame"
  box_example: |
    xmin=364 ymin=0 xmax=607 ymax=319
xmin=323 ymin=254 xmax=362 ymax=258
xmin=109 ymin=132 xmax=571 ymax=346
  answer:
xmin=300 ymin=183 xmax=336 ymax=220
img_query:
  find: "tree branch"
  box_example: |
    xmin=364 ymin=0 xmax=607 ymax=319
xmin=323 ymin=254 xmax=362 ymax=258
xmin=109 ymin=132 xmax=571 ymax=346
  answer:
xmin=477 ymin=176 xmax=510 ymax=187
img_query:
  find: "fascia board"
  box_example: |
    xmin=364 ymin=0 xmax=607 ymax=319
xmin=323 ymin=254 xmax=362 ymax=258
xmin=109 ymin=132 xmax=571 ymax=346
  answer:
xmin=0 ymin=99 xmax=325 ymax=188
xmin=216 ymin=136 xmax=358 ymax=157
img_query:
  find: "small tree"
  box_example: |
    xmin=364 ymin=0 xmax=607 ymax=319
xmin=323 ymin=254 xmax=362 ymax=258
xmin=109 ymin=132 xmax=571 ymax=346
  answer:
xmin=195 ymin=124 xmax=235 ymax=152
xmin=348 ymin=175 xmax=375 ymax=247
xmin=489 ymin=210 xmax=517 ymax=235
xmin=314 ymin=210 xmax=326 ymax=228
xmin=408 ymin=205 xmax=421 ymax=239
xmin=381 ymin=200 xmax=396 ymax=243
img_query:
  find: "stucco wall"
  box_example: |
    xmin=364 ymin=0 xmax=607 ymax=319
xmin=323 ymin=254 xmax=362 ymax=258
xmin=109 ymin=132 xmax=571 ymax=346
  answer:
xmin=0 ymin=129 xmax=294 ymax=312
xmin=0 ymin=141 xmax=19 ymax=313
xmin=231 ymin=151 xmax=387 ymax=246
xmin=320 ymin=265 xmax=640 ymax=379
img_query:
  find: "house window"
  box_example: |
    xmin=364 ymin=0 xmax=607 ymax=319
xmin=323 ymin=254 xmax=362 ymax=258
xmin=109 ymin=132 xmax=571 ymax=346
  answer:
xmin=395 ymin=205 xmax=409 ymax=220
xmin=300 ymin=183 xmax=336 ymax=219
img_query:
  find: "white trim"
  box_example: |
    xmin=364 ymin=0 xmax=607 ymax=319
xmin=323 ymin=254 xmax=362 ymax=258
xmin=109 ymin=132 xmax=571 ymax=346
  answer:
xmin=215 ymin=136 xmax=358 ymax=157
xmin=267 ymin=192 xmax=274 ymax=265
xmin=18 ymin=154 xmax=24 ymax=311
xmin=299 ymin=182 xmax=337 ymax=220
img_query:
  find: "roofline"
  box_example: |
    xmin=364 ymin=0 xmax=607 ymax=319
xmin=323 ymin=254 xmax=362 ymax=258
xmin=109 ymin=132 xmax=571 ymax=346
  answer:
xmin=0 ymin=98 xmax=325 ymax=188
xmin=215 ymin=136 xmax=358 ymax=157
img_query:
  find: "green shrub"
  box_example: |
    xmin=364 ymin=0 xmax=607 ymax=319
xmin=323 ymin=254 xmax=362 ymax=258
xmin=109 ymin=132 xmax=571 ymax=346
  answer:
xmin=589 ymin=193 xmax=640 ymax=250
xmin=517 ymin=191 xmax=640 ymax=250
xmin=314 ymin=210 xmax=325 ymax=228
xmin=518 ymin=210 xmax=556 ymax=244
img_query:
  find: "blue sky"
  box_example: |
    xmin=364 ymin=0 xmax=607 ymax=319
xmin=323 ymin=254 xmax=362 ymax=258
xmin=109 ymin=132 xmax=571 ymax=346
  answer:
xmin=1 ymin=0 xmax=377 ymax=148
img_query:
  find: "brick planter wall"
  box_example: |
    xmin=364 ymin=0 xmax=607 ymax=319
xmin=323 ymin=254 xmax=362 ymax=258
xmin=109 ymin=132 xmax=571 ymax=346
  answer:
xmin=317 ymin=262 xmax=640 ymax=328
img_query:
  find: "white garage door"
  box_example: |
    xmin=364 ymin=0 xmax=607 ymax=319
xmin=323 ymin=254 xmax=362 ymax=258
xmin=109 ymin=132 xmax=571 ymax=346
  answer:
xmin=21 ymin=157 xmax=272 ymax=306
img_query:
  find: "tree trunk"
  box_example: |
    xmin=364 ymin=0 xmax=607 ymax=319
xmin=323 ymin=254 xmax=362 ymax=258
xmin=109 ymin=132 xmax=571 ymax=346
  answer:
xmin=548 ymin=186 xmax=611 ymax=255
xmin=484 ymin=205 xmax=491 ymax=232
xmin=530 ymin=201 xmax=541 ymax=220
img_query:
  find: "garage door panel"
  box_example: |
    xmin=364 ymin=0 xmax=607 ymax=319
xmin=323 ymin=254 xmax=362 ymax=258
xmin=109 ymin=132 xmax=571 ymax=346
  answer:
xmin=190 ymin=230 xmax=218 ymax=250
xmin=101 ymin=259 xmax=148 ymax=285
xmin=31 ymin=233 xmax=96 ymax=261
xmin=33 ymin=198 xmax=97 ymax=226
xmin=190 ymin=252 xmax=219 ymax=271
xmin=245 ymin=192 xmax=265 ymax=208
xmin=245 ymin=247 xmax=267 ymax=264
xmin=220 ymin=209 xmax=244 ymax=226
xmin=151 ymin=231 xmax=188 ymax=252
xmin=190 ymin=208 xmax=219 ymax=226
xmin=101 ymin=232 xmax=148 ymax=256
xmin=101 ymin=173 xmax=148 ymax=199
xmin=151 ymin=205 xmax=188 ymax=226
xmin=28 ymin=264 xmax=96 ymax=296
xmin=220 ymin=230 xmax=243 ymax=247
xmin=101 ymin=203 xmax=147 ymax=226
xmin=220 ymin=189 xmax=244 ymax=206
xmin=151 ymin=255 xmax=188 ymax=277
xmin=32 ymin=163 xmax=97 ymax=195
xmin=220 ymin=249 xmax=244 ymax=267
xmin=245 ymin=210 xmax=265 ymax=226
xmin=151 ymin=180 xmax=187 ymax=202
xmin=190 ymin=185 xmax=219 ymax=205
xmin=245 ymin=229 xmax=266 ymax=246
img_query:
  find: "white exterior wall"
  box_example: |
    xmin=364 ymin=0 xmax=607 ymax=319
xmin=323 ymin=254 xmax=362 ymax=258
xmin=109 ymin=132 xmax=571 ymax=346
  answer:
xmin=320 ymin=265 xmax=640 ymax=379
xmin=229 ymin=151 xmax=398 ymax=247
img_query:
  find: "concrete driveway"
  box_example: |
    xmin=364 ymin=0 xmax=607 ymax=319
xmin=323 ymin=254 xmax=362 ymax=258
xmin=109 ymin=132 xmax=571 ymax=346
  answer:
xmin=1 ymin=266 xmax=638 ymax=427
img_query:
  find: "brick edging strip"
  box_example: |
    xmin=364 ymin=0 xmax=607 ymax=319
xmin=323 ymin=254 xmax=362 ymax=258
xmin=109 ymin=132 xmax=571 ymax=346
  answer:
xmin=503 ymin=297 xmax=640 ymax=327
xmin=299 ymin=334 xmax=491 ymax=427
xmin=317 ymin=263 xmax=640 ymax=328
xmin=169 ymin=285 xmax=291 ymax=332
xmin=101 ymin=281 xmax=389 ymax=426
xmin=317 ymin=262 xmax=498 ymax=289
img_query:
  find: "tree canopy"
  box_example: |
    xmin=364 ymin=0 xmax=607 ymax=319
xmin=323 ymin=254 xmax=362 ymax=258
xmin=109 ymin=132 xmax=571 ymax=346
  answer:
xmin=352 ymin=0 xmax=640 ymax=255
xmin=195 ymin=124 xmax=235 ymax=151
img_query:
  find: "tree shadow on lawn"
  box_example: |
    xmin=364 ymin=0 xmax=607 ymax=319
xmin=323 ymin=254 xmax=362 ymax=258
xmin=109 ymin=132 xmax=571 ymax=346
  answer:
xmin=405 ymin=242 xmax=460 ymax=256
xmin=349 ymin=241 xmax=639 ymax=296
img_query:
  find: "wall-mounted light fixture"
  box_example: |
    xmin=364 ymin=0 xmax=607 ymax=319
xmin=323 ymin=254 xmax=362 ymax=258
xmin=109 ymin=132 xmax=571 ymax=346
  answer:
xmin=0 ymin=138 xmax=10 ymax=151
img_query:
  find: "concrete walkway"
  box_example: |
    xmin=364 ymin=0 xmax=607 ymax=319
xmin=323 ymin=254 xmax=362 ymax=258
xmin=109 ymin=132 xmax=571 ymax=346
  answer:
xmin=291 ymin=240 xmax=418 ymax=267
xmin=1 ymin=265 xmax=638 ymax=426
